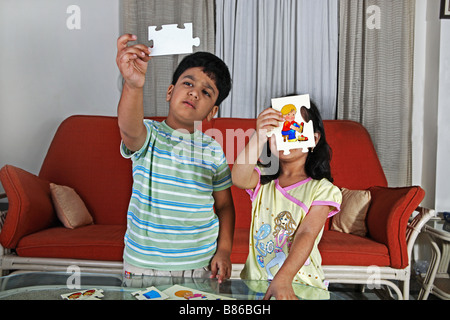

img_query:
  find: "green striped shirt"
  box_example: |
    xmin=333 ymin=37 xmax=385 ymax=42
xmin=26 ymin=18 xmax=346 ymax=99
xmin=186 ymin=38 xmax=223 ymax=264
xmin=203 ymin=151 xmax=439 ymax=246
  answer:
xmin=121 ymin=120 xmax=232 ymax=270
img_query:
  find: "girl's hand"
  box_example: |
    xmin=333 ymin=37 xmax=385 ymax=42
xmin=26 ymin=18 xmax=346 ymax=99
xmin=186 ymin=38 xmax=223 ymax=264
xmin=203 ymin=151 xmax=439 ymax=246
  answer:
xmin=263 ymin=276 xmax=299 ymax=300
xmin=256 ymin=108 xmax=284 ymax=140
xmin=116 ymin=34 xmax=152 ymax=89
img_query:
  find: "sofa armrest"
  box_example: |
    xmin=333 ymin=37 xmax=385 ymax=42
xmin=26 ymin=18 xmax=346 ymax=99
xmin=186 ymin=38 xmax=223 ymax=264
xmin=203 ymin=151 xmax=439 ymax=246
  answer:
xmin=365 ymin=186 xmax=425 ymax=269
xmin=0 ymin=165 xmax=56 ymax=249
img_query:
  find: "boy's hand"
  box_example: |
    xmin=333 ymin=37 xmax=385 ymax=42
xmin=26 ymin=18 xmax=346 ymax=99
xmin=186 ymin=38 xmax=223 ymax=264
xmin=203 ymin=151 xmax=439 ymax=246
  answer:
xmin=116 ymin=34 xmax=151 ymax=89
xmin=210 ymin=250 xmax=232 ymax=283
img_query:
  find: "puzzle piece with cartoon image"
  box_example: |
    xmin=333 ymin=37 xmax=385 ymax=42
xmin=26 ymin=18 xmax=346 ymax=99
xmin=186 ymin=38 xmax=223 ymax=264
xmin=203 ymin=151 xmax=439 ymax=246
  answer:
xmin=267 ymin=94 xmax=316 ymax=155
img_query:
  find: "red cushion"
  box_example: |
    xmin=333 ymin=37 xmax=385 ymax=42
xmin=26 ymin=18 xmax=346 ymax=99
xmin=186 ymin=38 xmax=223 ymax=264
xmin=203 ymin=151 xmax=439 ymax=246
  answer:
xmin=16 ymin=225 xmax=126 ymax=261
xmin=319 ymin=230 xmax=390 ymax=266
xmin=0 ymin=165 xmax=57 ymax=248
xmin=231 ymin=227 xmax=250 ymax=264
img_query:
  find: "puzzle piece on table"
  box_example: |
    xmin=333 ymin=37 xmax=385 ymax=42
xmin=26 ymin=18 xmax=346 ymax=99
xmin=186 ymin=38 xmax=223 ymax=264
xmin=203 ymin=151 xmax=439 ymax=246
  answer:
xmin=61 ymin=288 xmax=104 ymax=300
xmin=162 ymin=284 xmax=235 ymax=300
xmin=148 ymin=23 xmax=200 ymax=56
xmin=131 ymin=286 xmax=169 ymax=300
xmin=267 ymin=94 xmax=316 ymax=155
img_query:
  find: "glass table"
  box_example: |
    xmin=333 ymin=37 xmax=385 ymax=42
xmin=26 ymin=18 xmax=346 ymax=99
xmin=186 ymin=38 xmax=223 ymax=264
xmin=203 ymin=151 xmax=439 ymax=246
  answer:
xmin=0 ymin=271 xmax=344 ymax=301
xmin=418 ymin=215 xmax=450 ymax=300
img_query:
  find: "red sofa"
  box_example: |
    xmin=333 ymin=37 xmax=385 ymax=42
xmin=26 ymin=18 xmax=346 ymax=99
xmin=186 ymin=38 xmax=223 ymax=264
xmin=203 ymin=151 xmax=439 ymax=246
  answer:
xmin=0 ymin=115 xmax=426 ymax=299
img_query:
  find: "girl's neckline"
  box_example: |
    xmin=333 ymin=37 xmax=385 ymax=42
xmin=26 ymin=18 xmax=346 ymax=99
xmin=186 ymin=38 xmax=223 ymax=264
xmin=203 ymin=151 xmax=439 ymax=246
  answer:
xmin=275 ymin=177 xmax=312 ymax=191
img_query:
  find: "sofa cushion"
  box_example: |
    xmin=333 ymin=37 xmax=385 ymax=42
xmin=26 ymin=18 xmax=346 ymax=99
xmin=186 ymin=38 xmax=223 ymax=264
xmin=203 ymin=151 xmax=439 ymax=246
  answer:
xmin=0 ymin=165 xmax=57 ymax=249
xmin=231 ymin=227 xmax=250 ymax=264
xmin=50 ymin=183 xmax=94 ymax=229
xmin=16 ymin=225 xmax=126 ymax=261
xmin=319 ymin=230 xmax=390 ymax=266
xmin=330 ymin=188 xmax=371 ymax=237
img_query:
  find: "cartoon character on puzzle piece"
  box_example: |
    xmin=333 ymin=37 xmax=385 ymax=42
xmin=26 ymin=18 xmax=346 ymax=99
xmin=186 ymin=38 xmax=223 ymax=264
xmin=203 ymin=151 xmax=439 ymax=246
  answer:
xmin=175 ymin=289 xmax=208 ymax=300
xmin=267 ymin=94 xmax=316 ymax=155
xmin=280 ymin=104 xmax=308 ymax=143
xmin=148 ymin=23 xmax=200 ymax=56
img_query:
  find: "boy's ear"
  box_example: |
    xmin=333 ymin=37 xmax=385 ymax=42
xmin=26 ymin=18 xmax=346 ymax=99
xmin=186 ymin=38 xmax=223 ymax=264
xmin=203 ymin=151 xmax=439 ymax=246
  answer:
xmin=166 ymin=84 xmax=174 ymax=101
xmin=206 ymin=106 xmax=219 ymax=121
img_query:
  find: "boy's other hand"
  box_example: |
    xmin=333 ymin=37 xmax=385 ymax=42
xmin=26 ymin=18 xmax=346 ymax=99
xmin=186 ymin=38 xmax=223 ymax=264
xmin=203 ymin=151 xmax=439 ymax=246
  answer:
xmin=116 ymin=34 xmax=151 ymax=89
xmin=210 ymin=250 xmax=232 ymax=283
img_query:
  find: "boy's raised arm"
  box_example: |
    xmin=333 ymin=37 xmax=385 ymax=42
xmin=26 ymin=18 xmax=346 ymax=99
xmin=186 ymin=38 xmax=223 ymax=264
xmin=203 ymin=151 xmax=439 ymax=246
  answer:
xmin=116 ymin=34 xmax=152 ymax=152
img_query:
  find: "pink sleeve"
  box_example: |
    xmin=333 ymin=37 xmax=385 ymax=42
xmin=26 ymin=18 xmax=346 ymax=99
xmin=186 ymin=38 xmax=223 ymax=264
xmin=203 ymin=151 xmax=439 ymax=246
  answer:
xmin=245 ymin=167 xmax=262 ymax=202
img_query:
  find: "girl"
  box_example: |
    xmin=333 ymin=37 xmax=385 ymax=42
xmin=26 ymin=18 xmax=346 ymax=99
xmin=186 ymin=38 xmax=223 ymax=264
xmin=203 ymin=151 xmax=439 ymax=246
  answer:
xmin=232 ymin=101 xmax=341 ymax=300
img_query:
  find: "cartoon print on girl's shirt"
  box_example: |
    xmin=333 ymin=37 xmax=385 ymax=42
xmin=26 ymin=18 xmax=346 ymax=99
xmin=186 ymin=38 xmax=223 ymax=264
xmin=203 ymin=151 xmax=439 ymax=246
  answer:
xmin=254 ymin=211 xmax=312 ymax=280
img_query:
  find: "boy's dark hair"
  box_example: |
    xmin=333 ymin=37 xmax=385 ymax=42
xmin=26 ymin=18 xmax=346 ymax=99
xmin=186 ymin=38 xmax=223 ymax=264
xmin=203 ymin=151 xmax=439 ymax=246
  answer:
xmin=259 ymin=99 xmax=333 ymax=184
xmin=172 ymin=52 xmax=232 ymax=107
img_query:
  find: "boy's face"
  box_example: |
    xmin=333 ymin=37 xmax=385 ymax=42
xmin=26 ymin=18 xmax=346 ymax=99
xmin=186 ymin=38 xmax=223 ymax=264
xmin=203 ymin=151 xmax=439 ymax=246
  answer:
xmin=166 ymin=67 xmax=219 ymax=132
xmin=284 ymin=110 xmax=296 ymax=122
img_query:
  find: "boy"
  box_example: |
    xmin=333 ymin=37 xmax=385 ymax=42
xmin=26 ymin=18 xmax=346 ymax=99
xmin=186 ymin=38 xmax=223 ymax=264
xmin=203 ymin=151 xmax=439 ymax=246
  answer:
xmin=116 ymin=34 xmax=235 ymax=283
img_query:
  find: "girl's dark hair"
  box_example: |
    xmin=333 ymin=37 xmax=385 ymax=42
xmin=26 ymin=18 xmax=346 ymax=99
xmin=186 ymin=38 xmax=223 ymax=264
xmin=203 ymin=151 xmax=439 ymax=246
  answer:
xmin=172 ymin=52 xmax=232 ymax=107
xmin=259 ymin=100 xmax=333 ymax=184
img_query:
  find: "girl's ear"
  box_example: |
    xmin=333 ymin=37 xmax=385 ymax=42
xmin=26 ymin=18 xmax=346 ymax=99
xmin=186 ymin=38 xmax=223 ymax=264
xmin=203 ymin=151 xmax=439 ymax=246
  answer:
xmin=314 ymin=132 xmax=321 ymax=145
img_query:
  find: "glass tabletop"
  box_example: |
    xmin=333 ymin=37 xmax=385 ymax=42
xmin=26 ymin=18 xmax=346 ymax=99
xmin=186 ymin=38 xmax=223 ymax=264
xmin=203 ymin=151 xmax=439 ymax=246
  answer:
xmin=425 ymin=216 xmax=450 ymax=240
xmin=0 ymin=271 xmax=344 ymax=301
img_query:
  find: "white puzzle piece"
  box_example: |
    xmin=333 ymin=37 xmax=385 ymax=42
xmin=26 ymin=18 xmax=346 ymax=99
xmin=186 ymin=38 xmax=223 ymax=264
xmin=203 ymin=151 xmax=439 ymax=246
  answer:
xmin=267 ymin=94 xmax=316 ymax=155
xmin=148 ymin=23 xmax=200 ymax=56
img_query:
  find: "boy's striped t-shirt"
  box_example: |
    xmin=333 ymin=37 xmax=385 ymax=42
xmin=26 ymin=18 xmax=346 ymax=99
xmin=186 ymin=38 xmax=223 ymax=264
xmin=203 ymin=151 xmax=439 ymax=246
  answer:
xmin=120 ymin=120 xmax=232 ymax=271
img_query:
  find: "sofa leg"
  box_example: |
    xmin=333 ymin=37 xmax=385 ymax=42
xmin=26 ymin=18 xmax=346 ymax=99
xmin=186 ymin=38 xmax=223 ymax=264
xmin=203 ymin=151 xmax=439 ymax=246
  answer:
xmin=402 ymin=280 xmax=410 ymax=300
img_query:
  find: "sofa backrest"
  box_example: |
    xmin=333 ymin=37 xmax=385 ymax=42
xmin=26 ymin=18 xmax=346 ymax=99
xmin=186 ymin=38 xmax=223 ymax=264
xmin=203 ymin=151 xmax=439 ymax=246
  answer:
xmin=39 ymin=116 xmax=132 ymax=225
xmin=323 ymin=120 xmax=387 ymax=189
xmin=38 ymin=116 xmax=387 ymax=226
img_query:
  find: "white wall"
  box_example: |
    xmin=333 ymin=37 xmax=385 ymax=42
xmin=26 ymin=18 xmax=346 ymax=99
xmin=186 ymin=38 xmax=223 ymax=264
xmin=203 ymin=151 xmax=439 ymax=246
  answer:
xmin=435 ymin=19 xmax=450 ymax=212
xmin=0 ymin=0 xmax=121 ymax=197
xmin=413 ymin=0 xmax=450 ymax=213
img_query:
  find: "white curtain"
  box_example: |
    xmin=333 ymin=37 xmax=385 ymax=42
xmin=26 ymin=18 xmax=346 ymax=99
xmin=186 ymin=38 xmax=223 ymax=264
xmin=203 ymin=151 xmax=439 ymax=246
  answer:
xmin=215 ymin=0 xmax=339 ymax=120
xmin=337 ymin=0 xmax=415 ymax=187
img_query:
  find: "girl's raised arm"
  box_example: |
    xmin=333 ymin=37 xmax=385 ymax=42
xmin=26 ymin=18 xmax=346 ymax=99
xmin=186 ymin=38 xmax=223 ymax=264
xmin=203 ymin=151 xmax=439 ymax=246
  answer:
xmin=232 ymin=108 xmax=283 ymax=189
